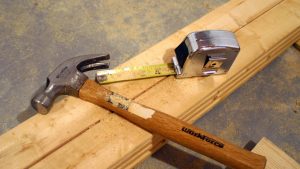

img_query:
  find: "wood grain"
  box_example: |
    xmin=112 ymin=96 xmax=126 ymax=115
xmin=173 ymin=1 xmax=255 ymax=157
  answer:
xmin=253 ymin=138 xmax=300 ymax=169
xmin=1 ymin=0 xmax=299 ymax=169
xmin=79 ymin=80 xmax=266 ymax=169
xmin=32 ymin=1 xmax=300 ymax=167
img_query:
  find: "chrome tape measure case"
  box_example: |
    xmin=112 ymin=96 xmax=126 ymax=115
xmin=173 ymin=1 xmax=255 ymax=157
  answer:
xmin=173 ymin=30 xmax=240 ymax=78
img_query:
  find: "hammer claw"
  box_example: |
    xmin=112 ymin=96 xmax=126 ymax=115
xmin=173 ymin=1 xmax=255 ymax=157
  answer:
xmin=79 ymin=62 xmax=110 ymax=72
xmin=32 ymin=53 xmax=110 ymax=114
xmin=76 ymin=54 xmax=110 ymax=71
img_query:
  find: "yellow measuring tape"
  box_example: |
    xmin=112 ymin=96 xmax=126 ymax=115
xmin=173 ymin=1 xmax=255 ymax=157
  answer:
xmin=96 ymin=63 xmax=176 ymax=84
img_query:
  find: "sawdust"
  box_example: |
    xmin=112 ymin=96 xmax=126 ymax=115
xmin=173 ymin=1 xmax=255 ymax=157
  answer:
xmin=219 ymin=122 xmax=242 ymax=145
xmin=12 ymin=13 xmax=33 ymax=36
xmin=0 ymin=14 xmax=4 ymax=23
xmin=293 ymin=99 xmax=300 ymax=114
xmin=30 ymin=0 xmax=50 ymax=10
xmin=0 ymin=2 xmax=34 ymax=37
xmin=44 ymin=0 xmax=85 ymax=43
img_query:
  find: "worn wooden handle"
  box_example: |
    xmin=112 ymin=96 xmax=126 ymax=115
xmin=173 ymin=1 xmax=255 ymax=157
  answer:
xmin=79 ymin=80 xmax=266 ymax=169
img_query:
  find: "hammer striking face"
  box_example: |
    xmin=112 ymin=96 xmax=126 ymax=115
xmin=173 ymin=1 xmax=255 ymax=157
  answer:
xmin=31 ymin=54 xmax=109 ymax=114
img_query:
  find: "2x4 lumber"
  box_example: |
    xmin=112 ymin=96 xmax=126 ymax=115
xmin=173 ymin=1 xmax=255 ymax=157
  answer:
xmin=1 ymin=1 xmax=272 ymax=168
xmin=104 ymin=0 xmax=283 ymax=98
xmin=31 ymin=0 xmax=300 ymax=169
xmin=252 ymin=138 xmax=300 ymax=169
xmin=0 ymin=0 xmax=296 ymax=168
xmin=117 ymin=1 xmax=300 ymax=168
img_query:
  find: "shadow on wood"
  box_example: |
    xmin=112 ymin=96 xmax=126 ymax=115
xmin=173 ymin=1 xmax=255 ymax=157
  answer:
xmin=153 ymin=143 xmax=223 ymax=169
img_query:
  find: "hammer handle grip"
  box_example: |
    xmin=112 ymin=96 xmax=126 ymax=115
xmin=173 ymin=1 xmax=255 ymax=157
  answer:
xmin=79 ymin=80 xmax=266 ymax=169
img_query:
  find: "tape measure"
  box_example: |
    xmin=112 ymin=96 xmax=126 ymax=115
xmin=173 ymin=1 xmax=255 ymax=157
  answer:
xmin=96 ymin=30 xmax=240 ymax=84
xmin=96 ymin=63 xmax=176 ymax=84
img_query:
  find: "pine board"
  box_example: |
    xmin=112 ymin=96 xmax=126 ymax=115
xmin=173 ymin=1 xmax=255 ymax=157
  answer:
xmin=1 ymin=0 xmax=299 ymax=169
xmin=118 ymin=1 xmax=300 ymax=168
xmin=253 ymin=138 xmax=300 ymax=169
xmin=33 ymin=0 xmax=300 ymax=168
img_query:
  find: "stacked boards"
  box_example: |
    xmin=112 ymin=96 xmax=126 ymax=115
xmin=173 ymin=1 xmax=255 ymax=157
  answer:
xmin=0 ymin=0 xmax=300 ymax=168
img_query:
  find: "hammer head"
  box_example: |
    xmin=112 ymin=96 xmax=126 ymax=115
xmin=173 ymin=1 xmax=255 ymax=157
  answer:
xmin=32 ymin=54 xmax=110 ymax=114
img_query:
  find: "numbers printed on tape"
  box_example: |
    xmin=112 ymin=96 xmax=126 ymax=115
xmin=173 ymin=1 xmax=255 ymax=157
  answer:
xmin=96 ymin=63 xmax=176 ymax=84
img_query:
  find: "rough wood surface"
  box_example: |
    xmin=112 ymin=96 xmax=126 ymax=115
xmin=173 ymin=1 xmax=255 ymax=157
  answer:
xmin=253 ymin=138 xmax=300 ymax=169
xmin=79 ymin=80 xmax=266 ymax=169
xmin=1 ymin=0 xmax=299 ymax=169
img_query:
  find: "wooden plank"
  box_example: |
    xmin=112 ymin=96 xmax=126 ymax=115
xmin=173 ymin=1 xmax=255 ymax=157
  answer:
xmin=0 ymin=0 xmax=296 ymax=169
xmin=117 ymin=1 xmax=300 ymax=168
xmin=122 ymin=30 xmax=300 ymax=169
xmin=104 ymin=0 xmax=283 ymax=98
xmin=123 ymin=13 xmax=300 ymax=169
xmin=295 ymin=40 xmax=300 ymax=50
xmin=31 ymin=0 xmax=300 ymax=169
xmin=253 ymin=138 xmax=300 ymax=169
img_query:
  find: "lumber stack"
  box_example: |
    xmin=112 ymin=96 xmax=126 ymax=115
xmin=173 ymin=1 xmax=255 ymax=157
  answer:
xmin=0 ymin=0 xmax=299 ymax=168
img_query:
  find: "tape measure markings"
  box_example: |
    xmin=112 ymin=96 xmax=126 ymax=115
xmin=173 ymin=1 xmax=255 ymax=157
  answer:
xmin=96 ymin=63 xmax=176 ymax=84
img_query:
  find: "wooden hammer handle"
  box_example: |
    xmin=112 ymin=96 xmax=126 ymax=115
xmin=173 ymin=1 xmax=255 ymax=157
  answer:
xmin=79 ymin=80 xmax=266 ymax=169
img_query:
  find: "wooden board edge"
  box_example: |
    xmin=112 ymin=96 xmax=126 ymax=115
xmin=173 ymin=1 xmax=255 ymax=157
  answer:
xmin=252 ymin=137 xmax=300 ymax=169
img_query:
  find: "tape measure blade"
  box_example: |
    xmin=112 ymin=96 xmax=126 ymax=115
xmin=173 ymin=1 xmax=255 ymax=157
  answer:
xmin=96 ymin=63 xmax=176 ymax=84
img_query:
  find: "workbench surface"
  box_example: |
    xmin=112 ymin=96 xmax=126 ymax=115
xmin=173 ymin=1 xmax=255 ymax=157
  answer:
xmin=0 ymin=1 xmax=299 ymax=168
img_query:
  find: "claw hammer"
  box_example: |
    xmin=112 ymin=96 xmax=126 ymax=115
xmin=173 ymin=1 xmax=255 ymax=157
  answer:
xmin=32 ymin=31 xmax=267 ymax=169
